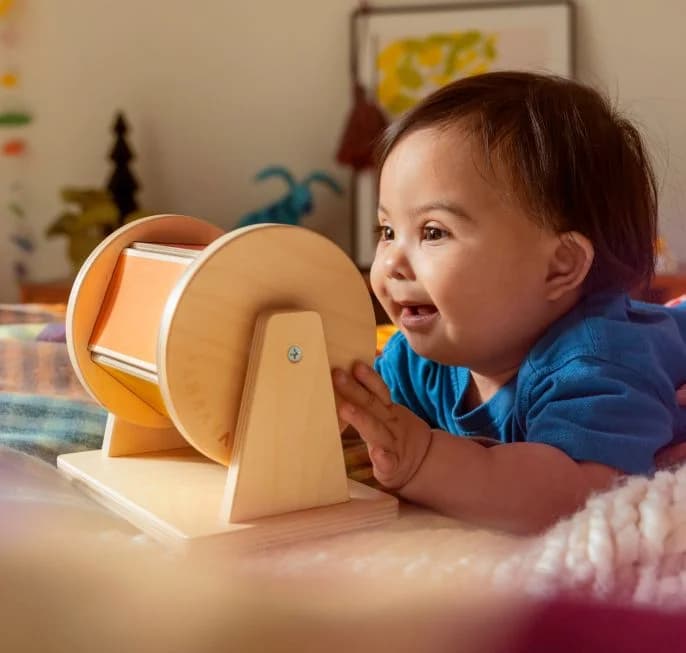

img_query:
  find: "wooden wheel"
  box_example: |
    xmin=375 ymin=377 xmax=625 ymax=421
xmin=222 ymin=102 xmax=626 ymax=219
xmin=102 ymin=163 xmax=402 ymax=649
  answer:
xmin=158 ymin=224 xmax=377 ymax=466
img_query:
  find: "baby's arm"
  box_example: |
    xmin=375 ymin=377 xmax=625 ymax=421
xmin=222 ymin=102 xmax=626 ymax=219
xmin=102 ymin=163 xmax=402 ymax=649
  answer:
xmin=333 ymin=362 xmax=617 ymax=535
xmin=400 ymin=432 xmax=616 ymax=534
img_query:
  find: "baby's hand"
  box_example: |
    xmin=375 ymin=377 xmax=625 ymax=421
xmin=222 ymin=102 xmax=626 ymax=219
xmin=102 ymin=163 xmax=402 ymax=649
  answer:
xmin=332 ymin=362 xmax=433 ymax=489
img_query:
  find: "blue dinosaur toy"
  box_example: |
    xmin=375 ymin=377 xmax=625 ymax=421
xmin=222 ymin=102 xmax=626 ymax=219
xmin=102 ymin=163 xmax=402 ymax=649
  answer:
xmin=236 ymin=166 xmax=343 ymax=228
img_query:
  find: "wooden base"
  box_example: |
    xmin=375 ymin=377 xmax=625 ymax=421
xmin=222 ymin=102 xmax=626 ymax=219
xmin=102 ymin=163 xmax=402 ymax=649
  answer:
xmin=57 ymin=448 xmax=398 ymax=551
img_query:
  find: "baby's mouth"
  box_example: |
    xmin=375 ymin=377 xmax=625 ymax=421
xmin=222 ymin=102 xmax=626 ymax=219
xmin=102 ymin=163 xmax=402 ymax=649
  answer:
xmin=401 ymin=304 xmax=438 ymax=317
xmin=397 ymin=303 xmax=440 ymax=332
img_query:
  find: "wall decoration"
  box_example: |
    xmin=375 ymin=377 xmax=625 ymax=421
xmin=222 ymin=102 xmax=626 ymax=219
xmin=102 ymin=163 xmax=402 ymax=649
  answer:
xmin=0 ymin=0 xmax=34 ymax=286
xmin=0 ymin=109 xmax=30 ymax=125
xmin=336 ymin=82 xmax=388 ymax=171
xmin=346 ymin=1 xmax=574 ymax=268
xmin=236 ymin=166 xmax=343 ymax=228
xmin=2 ymin=136 xmax=24 ymax=155
xmin=0 ymin=0 xmax=15 ymax=18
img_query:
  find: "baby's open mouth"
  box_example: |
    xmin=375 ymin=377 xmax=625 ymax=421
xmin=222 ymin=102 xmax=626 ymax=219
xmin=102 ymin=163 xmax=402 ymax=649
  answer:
xmin=398 ymin=303 xmax=438 ymax=331
xmin=401 ymin=304 xmax=438 ymax=317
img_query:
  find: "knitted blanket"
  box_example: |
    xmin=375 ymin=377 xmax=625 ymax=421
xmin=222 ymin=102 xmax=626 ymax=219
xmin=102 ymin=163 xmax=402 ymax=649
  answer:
xmin=0 ymin=304 xmax=106 ymax=463
xmin=495 ymin=465 xmax=686 ymax=606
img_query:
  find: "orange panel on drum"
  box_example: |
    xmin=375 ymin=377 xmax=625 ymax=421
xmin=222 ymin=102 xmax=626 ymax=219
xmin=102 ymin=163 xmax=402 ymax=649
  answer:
xmin=94 ymin=357 xmax=168 ymax=417
xmin=89 ymin=248 xmax=193 ymax=369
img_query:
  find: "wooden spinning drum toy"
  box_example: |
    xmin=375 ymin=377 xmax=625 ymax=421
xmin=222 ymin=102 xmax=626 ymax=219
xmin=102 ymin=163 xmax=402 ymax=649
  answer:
xmin=57 ymin=214 xmax=397 ymax=549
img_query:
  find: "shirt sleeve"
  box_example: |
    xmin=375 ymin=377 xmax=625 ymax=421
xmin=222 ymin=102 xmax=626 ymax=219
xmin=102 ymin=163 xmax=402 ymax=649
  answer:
xmin=523 ymin=356 xmax=674 ymax=475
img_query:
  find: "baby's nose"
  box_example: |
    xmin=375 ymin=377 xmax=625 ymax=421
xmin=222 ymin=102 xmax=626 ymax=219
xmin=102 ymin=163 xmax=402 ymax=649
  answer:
xmin=383 ymin=245 xmax=413 ymax=281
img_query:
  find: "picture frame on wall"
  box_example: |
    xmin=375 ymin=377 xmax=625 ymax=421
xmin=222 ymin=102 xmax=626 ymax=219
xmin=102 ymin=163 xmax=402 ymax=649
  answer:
xmin=349 ymin=1 xmax=575 ymax=268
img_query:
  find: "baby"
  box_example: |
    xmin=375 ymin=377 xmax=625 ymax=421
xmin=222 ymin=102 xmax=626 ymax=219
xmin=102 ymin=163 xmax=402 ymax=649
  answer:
xmin=333 ymin=71 xmax=686 ymax=534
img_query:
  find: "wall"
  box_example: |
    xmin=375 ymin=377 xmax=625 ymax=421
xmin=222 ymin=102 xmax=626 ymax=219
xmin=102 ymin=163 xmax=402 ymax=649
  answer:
xmin=0 ymin=0 xmax=684 ymax=301
xmin=574 ymin=0 xmax=686 ymax=269
xmin=3 ymin=0 xmax=360 ymax=300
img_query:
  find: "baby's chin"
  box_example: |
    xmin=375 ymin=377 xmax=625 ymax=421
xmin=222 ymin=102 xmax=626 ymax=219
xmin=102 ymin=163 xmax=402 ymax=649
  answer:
xmin=399 ymin=330 xmax=464 ymax=366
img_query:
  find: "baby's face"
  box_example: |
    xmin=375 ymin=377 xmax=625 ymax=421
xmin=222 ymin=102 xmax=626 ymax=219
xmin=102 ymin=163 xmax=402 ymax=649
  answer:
xmin=370 ymin=126 xmax=560 ymax=376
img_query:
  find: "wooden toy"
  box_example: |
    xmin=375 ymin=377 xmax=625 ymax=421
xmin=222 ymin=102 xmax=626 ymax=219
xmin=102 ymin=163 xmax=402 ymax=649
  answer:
xmin=57 ymin=214 xmax=397 ymax=550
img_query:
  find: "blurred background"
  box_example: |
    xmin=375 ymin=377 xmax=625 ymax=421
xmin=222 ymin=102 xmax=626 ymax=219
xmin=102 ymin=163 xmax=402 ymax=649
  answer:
xmin=0 ymin=0 xmax=684 ymax=302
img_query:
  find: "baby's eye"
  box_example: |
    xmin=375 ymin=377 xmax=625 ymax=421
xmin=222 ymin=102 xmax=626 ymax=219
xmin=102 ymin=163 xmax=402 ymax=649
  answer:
xmin=423 ymin=226 xmax=447 ymax=241
xmin=375 ymin=225 xmax=394 ymax=241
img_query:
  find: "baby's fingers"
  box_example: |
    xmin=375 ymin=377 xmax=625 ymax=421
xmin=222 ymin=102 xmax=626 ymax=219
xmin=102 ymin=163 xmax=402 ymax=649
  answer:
xmin=351 ymin=362 xmax=392 ymax=408
xmin=338 ymin=401 xmax=395 ymax=452
xmin=332 ymin=368 xmax=392 ymax=422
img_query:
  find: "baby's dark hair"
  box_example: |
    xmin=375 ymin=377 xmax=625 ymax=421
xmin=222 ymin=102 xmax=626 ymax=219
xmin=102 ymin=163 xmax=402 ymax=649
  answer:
xmin=376 ymin=71 xmax=658 ymax=294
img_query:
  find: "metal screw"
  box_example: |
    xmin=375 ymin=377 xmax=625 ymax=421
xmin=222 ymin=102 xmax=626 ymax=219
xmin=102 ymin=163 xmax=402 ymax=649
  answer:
xmin=287 ymin=345 xmax=303 ymax=363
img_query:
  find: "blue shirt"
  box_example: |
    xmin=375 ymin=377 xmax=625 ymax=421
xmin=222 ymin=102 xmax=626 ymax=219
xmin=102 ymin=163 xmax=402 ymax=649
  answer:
xmin=374 ymin=293 xmax=686 ymax=475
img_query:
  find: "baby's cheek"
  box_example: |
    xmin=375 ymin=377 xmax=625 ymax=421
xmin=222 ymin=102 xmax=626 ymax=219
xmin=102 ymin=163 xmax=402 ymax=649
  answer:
xmin=369 ymin=266 xmax=389 ymax=304
xmin=369 ymin=259 xmax=384 ymax=292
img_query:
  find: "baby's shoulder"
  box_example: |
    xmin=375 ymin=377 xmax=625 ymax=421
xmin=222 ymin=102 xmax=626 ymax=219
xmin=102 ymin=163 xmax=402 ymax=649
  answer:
xmin=520 ymin=294 xmax=686 ymax=406
xmin=525 ymin=293 xmax=686 ymax=377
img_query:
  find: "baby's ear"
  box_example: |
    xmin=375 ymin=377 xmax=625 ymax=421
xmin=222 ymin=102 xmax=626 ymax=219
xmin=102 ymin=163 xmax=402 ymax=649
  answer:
xmin=545 ymin=231 xmax=594 ymax=301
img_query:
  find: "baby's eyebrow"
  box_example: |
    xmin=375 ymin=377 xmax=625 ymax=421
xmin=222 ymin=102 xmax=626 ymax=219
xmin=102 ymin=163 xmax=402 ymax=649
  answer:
xmin=410 ymin=201 xmax=472 ymax=220
xmin=377 ymin=201 xmax=473 ymax=221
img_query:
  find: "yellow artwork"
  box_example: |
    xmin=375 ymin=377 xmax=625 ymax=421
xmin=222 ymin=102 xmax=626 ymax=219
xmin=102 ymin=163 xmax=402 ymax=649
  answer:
xmin=376 ymin=31 xmax=497 ymax=116
xmin=351 ymin=4 xmax=573 ymax=269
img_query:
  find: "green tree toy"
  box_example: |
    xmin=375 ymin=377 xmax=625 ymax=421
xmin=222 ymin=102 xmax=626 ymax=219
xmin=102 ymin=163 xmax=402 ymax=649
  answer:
xmin=46 ymin=189 xmax=120 ymax=271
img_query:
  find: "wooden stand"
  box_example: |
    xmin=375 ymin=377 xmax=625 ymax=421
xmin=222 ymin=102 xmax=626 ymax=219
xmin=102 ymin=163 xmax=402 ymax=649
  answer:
xmin=57 ymin=215 xmax=397 ymax=550
xmin=59 ymin=309 xmax=396 ymax=550
xmin=59 ymin=450 xmax=395 ymax=551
